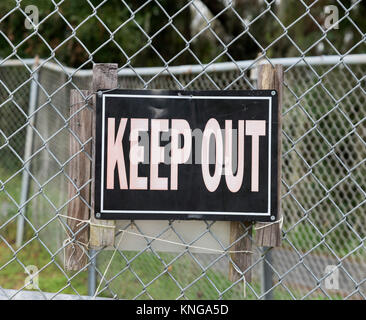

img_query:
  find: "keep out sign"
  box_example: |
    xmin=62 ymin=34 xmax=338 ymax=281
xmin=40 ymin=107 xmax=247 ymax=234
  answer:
xmin=95 ymin=90 xmax=279 ymax=221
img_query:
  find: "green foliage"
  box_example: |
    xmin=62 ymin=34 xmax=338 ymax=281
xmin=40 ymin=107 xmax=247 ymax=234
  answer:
xmin=1 ymin=0 xmax=365 ymax=68
xmin=270 ymin=0 xmax=366 ymax=57
xmin=0 ymin=0 xmax=199 ymax=67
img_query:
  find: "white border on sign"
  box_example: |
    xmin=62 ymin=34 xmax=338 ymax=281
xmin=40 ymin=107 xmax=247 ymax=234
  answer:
xmin=101 ymin=94 xmax=272 ymax=216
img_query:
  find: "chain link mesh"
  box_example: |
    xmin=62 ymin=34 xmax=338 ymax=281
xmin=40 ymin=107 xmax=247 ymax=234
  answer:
xmin=0 ymin=0 xmax=365 ymax=300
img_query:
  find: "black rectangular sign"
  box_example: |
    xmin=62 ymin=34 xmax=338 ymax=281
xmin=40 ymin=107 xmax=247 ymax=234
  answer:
xmin=95 ymin=89 xmax=279 ymax=221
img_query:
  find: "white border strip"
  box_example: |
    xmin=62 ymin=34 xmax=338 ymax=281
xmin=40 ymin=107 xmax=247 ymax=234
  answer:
xmin=100 ymin=94 xmax=272 ymax=216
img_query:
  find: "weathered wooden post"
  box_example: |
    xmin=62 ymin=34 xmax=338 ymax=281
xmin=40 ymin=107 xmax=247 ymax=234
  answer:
xmin=255 ymin=64 xmax=283 ymax=247
xmin=65 ymin=89 xmax=92 ymax=270
xmin=255 ymin=63 xmax=283 ymax=300
xmin=229 ymin=221 xmax=252 ymax=283
xmin=65 ymin=64 xmax=118 ymax=271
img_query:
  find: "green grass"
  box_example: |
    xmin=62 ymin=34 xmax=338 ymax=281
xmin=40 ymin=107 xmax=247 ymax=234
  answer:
xmin=0 ymin=167 xmax=89 ymax=296
xmin=0 ymin=166 xmax=357 ymax=299
xmin=0 ymin=221 xmax=346 ymax=300
xmin=0 ymin=220 xmax=88 ymax=295
xmin=96 ymin=250 xmax=247 ymax=299
xmin=0 ymin=240 xmax=88 ymax=295
xmin=0 ymin=166 xmax=21 ymax=214
xmin=95 ymin=250 xmax=345 ymax=300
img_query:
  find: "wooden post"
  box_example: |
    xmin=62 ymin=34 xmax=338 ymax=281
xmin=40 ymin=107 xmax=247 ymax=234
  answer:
xmin=89 ymin=63 xmax=118 ymax=249
xmin=65 ymin=90 xmax=92 ymax=270
xmin=255 ymin=64 xmax=283 ymax=247
xmin=229 ymin=221 xmax=252 ymax=283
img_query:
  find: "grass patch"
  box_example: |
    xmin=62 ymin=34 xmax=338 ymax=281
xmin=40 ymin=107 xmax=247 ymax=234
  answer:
xmin=0 ymin=228 xmax=88 ymax=296
xmin=0 ymin=221 xmax=346 ymax=300
xmin=95 ymin=250 xmax=343 ymax=300
xmin=0 ymin=167 xmax=358 ymax=299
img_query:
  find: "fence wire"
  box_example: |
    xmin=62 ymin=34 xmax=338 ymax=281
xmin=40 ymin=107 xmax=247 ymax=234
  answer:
xmin=0 ymin=0 xmax=366 ymax=300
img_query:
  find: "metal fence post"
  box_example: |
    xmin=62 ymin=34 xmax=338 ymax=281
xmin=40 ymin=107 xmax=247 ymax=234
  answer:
xmin=88 ymin=249 xmax=97 ymax=297
xmin=261 ymin=247 xmax=274 ymax=300
xmin=16 ymin=57 xmax=40 ymax=248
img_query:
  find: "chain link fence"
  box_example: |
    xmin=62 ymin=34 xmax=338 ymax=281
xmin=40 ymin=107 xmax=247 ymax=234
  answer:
xmin=0 ymin=0 xmax=365 ymax=300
